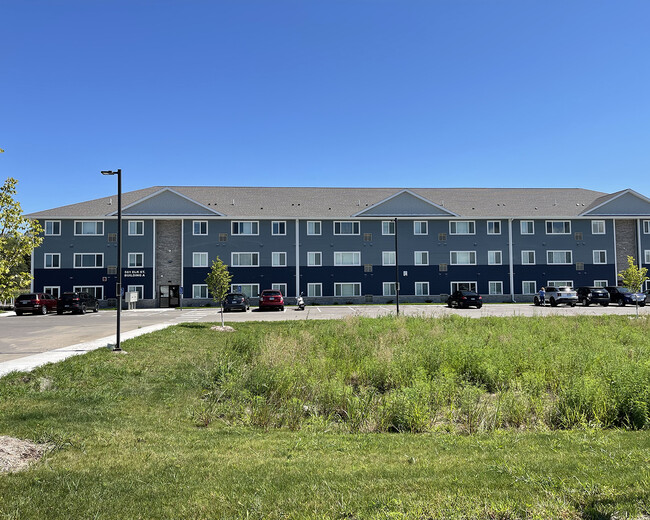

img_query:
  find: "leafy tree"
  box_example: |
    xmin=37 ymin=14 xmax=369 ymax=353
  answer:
xmin=0 ymin=177 xmax=43 ymax=302
xmin=618 ymin=255 xmax=648 ymax=293
xmin=205 ymin=256 xmax=233 ymax=326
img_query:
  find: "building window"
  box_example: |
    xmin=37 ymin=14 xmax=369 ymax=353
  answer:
xmin=44 ymin=221 xmax=61 ymax=236
xmin=129 ymin=220 xmax=144 ymax=236
xmin=414 ymin=251 xmax=429 ymax=266
xmin=520 ymin=221 xmax=534 ymax=235
xmin=547 ymin=250 xmax=572 ymax=264
xmin=193 ymin=221 xmax=208 ymax=235
xmin=449 ymin=221 xmax=475 ymax=235
xmin=546 ymin=220 xmax=571 ymax=234
xmin=489 ymin=281 xmax=503 ymax=295
xmin=450 ymin=251 xmax=476 ymax=265
xmin=548 ymin=280 xmax=573 ymax=288
xmin=592 ymin=220 xmax=605 ymax=235
xmin=335 ymin=282 xmax=361 ymax=297
xmin=192 ymin=284 xmax=208 ymax=299
xmin=487 ymin=221 xmax=501 ymax=235
xmin=451 ymin=281 xmax=477 ymax=292
xmin=127 ymin=285 xmax=144 ymax=300
xmin=272 ymin=283 xmax=287 ymax=296
xmin=231 ymin=284 xmax=259 ymax=298
xmin=307 ymin=221 xmax=321 ymax=235
xmin=272 ymin=252 xmax=287 ymax=267
xmin=488 ymin=251 xmax=502 ymax=265
xmin=334 ymin=251 xmax=360 ymax=266
xmin=74 ymin=253 xmax=103 ymax=268
xmin=594 ymin=280 xmax=608 ymax=288
xmin=43 ymin=286 xmax=60 ymax=299
xmin=644 ymin=221 xmax=650 ymax=234
xmin=128 ymin=253 xmax=144 ymax=268
xmin=307 ymin=283 xmax=322 ymax=297
xmin=645 ymin=250 xmax=650 ymax=264
xmin=382 ymin=221 xmax=395 ymax=235
xmin=414 ymin=221 xmax=428 ymax=235
xmin=382 ymin=251 xmax=396 ymax=266
xmin=521 ymin=251 xmax=536 ymax=265
xmin=193 ymin=252 xmax=208 ymax=268
xmin=383 ymin=282 xmax=396 ymax=296
xmin=334 ymin=221 xmax=360 ymax=235
xmin=74 ymin=221 xmax=103 ymax=236
xmin=272 ymin=221 xmax=286 ymax=236
xmin=73 ymin=286 xmax=104 ymax=299
xmin=593 ymin=250 xmax=607 ymax=264
xmin=232 ymin=221 xmax=259 ymax=235
xmin=522 ymin=281 xmax=537 ymax=294
xmin=415 ymin=281 xmax=429 ymax=296
xmin=44 ymin=253 xmax=60 ymax=269
xmin=231 ymin=252 xmax=259 ymax=267
xmin=307 ymin=252 xmax=322 ymax=267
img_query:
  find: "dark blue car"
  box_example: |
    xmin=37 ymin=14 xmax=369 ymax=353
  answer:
xmin=605 ymin=286 xmax=646 ymax=307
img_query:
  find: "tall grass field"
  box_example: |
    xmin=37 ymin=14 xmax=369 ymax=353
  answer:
xmin=1 ymin=315 xmax=649 ymax=519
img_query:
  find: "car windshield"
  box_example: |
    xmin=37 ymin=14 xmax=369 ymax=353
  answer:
xmin=618 ymin=287 xmax=632 ymax=294
xmin=460 ymin=291 xmax=478 ymax=296
xmin=226 ymin=294 xmax=243 ymax=300
xmin=558 ymin=287 xmax=573 ymax=292
xmin=264 ymin=291 xmax=282 ymax=296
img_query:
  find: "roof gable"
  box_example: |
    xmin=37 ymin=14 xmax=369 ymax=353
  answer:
xmin=582 ymin=189 xmax=650 ymax=216
xmin=118 ymin=188 xmax=222 ymax=216
xmin=353 ymin=190 xmax=458 ymax=217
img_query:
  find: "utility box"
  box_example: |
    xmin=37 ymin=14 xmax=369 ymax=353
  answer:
xmin=126 ymin=291 xmax=138 ymax=310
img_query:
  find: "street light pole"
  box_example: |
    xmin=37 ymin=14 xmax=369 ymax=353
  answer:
xmin=394 ymin=217 xmax=399 ymax=316
xmin=101 ymin=169 xmax=122 ymax=352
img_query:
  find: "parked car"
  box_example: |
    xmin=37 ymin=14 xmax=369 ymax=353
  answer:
xmin=223 ymin=293 xmax=250 ymax=312
xmin=576 ymin=286 xmax=610 ymax=306
xmin=57 ymin=291 xmax=99 ymax=314
xmin=534 ymin=286 xmax=577 ymax=306
xmin=14 ymin=293 xmax=57 ymax=315
xmin=605 ymin=286 xmax=646 ymax=307
xmin=258 ymin=289 xmax=285 ymax=311
xmin=447 ymin=290 xmax=483 ymax=309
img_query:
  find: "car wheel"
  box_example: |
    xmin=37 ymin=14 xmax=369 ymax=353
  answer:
xmin=570 ymin=303 xmax=576 ymax=307
xmin=41 ymin=305 xmax=48 ymax=315
xmin=640 ymin=302 xmax=646 ymax=307
xmin=280 ymin=306 xmax=285 ymax=311
xmin=601 ymin=303 xmax=609 ymax=306
xmin=447 ymin=300 xmax=452 ymax=308
xmin=476 ymin=304 xmax=482 ymax=309
xmin=57 ymin=310 xmax=63 ymax=315
xmin=550 ymin=298 xmax=558 ymax=307
xmin=94 ymin=302 xmax=99 ymax=313
xmin=533 ymin=296 xmax=540 ymax=306
xmin=583 ymin=299 xmax=590 ymax=307
xmin=81 ymin=304 xmax=87 ymax=314
xmin=15 ymin=311 xmax=23 ymax=316
xmin=618 ymin=299 xmax=625 ymax=307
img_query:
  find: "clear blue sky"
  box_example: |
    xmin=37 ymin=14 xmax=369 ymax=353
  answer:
xmin=2 ymin=1 xmax=650 ymax=214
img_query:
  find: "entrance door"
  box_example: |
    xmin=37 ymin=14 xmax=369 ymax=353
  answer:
xmin=159 ymin=285 xmax=181 ymax=308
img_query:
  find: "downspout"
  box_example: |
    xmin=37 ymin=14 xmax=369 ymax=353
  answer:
xmin=30 ymin=249 xmax=34 ymax=292
xmin=295 ymin=218 xmax=300 ymax=297
xmin=637 ymin=218 xmax=642 ymax=268
xmin=612 ymin=218 xmax=618 ymax=283
xmin=180 ymin=218 xmax=184 ymax=305
xmin=152 ymin=220 xmax=156 ymax=302
xmin=508 ymin=218 xmax=515 ymax=302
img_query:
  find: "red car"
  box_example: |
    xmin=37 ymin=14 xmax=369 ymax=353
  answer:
xmin=14 ymin=293 xmax=58 ymax=315
xmin=258 ymin=289 xmax=284 ymax=311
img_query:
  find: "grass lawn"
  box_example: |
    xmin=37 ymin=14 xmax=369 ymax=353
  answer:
xmin=1 ymin=315 xmax=649 ymax=519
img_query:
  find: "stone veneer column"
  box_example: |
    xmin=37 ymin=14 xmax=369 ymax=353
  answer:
xmin=155 ymin=220 xmax=182 ymax=299
xmin=615 ymin=219 xmax=638 ymax=271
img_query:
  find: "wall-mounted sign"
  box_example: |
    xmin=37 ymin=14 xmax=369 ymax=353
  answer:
xmin=124 ymin=269 xmax=146 ymax=278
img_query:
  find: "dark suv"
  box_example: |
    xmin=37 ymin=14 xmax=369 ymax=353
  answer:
xmin=57 ymin=292 xmax=99 ymax=314
xmin=14 ymin=293 xmax=57 ymax=315
xmin=576 ymin=286 xmax=610 ymax=306
xmin=447 ymin=290 xmax=483 ymax=309
xmin=223 ymin=293 xmax=250 ymax=312
xmin=605 ymin=286 xmax=646 ymax=307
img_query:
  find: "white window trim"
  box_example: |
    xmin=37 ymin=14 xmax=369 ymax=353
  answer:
xmin=231 ymin=252 xmax=260 ymax=267
xmin=192 ymin=284 xmax=209 ymax=299
xmin=334 ymin=251 xmax=361 ymax=266
xmin=272 ymin=221 xmax=287 ymax=236
xmin=193 ymin=252 xmax=209 ymax=268
xmin=382 ymin=221 xmax=395 ymax=235
xmin=488 ymin=250 xmax=502 ymax=265
xmin=450 ymin=251 xmax=477 ymax=265
xmin=414 ymin=251 xmax=429 ymax=266
xmin=44 ymin=220 xmax=61 ymax=236
xmin=547 ymin=280 xmax=573 ymax=288
xmin=382 ymin=282 xmax=397 ymax=296
xmin=73 ymin=253 xmax=104 ymax=268
xmin=43 ymin=286 xmax=60 ymax=298
xmin=127 ymin=285 xmax=145 ymax=300
xmin=521 ymin=250 xmax=536 ymax=265
xmin=382 ymin=251 xmax=396 ymax=266
xmin=333 ymin=221 xmax=360 ymax=235
xmin=489 ymin=281 xmax=504 ymax=295
xmin=192 ymin=220 xmax=208 ymax=236
xmin=594 ymin=280 xmax=608 ymax=288
xmin=73 ymin=286 xmax=104 ymax=299
xmin=74 ymin=220 xmax=104 ymax=236
xmin=415 ymin=281 xmax=429 ymax=296
xmin=128 ymin=220 xmax=145 ymax=236
xmin=449 ymin=221 xmax=476 ymax=235
xmin=307 ymin=283 xmax=322 ymax=297
xmin=413 ymin=221 xmax=428 ymax=235
xmin=546 ymin=250 xmax=573 ymax=265
xmin=487 ymin=221 xmax=501 ymax=235
xmin=231 ymin=221 xmax=259 ymax=236
xmin=272 ymin=252 xmax=287 ymax=267
xmin=645 ymin=250 xmax=650 ymax=264
xmin=128 ymin=252 xmax=144 ymax=268
xmin=591 ymin=220 xmax=606 ymax=235
xmin=307 ymin=221 xmax=322 ymax=236
xmin=272 ymin=283 xmax=287 ymax=295
xmin=450 ymin=281 xmax=478 ymax=293
xmin=230 ymin=283 xmax=260 ymax=298
xmin=522 ymin=281 xmax=537 ymax=295
xmin=44 ymin=253 xmax=60 ymax=269
xmin=520 ymin=221 xmax=535 ymax=235
xmin=545 ymin=220 xmax=571 ymax=235
xmin=334 ymin=282 xmax=362 ymax=297
xmin=307 ymin=251 xmax=322 ymax=267
xmin=593 ymin=250 xmax=607 ymax=264
xmin=644 ymin=221 xmax=650 ymax=235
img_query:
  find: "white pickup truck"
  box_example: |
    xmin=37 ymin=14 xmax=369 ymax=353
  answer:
xmin=534 ymin=286 xmax=578 ymax=307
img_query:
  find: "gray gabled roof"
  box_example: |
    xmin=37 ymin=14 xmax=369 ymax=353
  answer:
xmin=27 ymin=186 xmax=615 ymax=219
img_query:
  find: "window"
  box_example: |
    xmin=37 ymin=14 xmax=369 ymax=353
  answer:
xmin=272 ymin=252 xmax=287 ymax=267
xmin=272 ymin=283 xmax=287 ymax=296
xmin=128 ymin=253 xmax=144 ymax=268
xmin=191 ymin=285 xmax=208 ymax=299
xmin=231 ymin=221 xmax=259 ymax=235
xmin=231 ymin=252 xmax=259 ymax=267
xmin=414 ymin=251 xmax=429 ymax=266
xmin=74 ymin=221 xmax=103 ymax=236
xmin=450 ymin=221 xmax=475 ymax=235
xmin=415 ymin=282 xmax=429 ymax=296
xmin=382 ymin=221 xmax=395 ymax=235
xmin=646 ymin=250 xmax=650 ymax=264
xmin=307 ymin=283 xmax=322 ymax=297
xmin=546 ymin=221 xmax=571 ymax=234
xmin=272 ymin=221 xmax=286 ymax=235
xmin=307 ymin=252 xmax=322 ymax=267
xmin=522 ymin=281 xmax=537 ymax=294
xmin=520 ymin=221 xmax=534 ymax=235
xmin=451 ymin=281 xmax=477 ymax=292
xmin=450 ymin=251 xmax=476 ymax=265
xmin=192 ymin=221 xmax=207 ymax=235
xmin=73 ymin=286 xmax=104 ymax=299
xmin=521 ymin=251 xmax=536 ymax=265
xmin=644 ymin=221 xmax=650 ymax=234
xmin=127 ymin=285 xmax=144 ymax=300
xmin=548 ymin=280 xmax=573 ymax=288
xmin=193 ymin=252 xmax=208 ymax=267
xmin=592 ymin=220 xmax=605 ymax=235
xmin=307 ymin=221 xmax=321 ymax=235
xmin=547 ymin=250 xmax=572 ymax=264
xmin=414 ymin=221 xmax=428 ymax=235
xmin=594 ymin=280 xmax=608 ymax=288
xmin=489 ymin=281 xmax=503 ymax=295
xmin=129 ymin=220 xmax=144 ymax=236
xmin=74 ymin=253 xmax=103 ymax=268
xmin=44 ymin=253 xmax=60 ymax=269
xmin=334 ymin=221 xmax=360 ymax=235
xmin=488 ymin=251 xmax=502 ymax=265
xmin=487 ymin=221 xmax=501 ymax=235
xmin=382 ymin=251 xmax=396 ymax=266
xmin=334 ymin=251 xmax=360 ymax=266
xmin=44 ymin=221 xmax=60 ymax=236
xmin=44 ymin=286 xmax=60 ymax=298
xmin=383 ymin=282 xmax=396 ymax=296
xmin=334 ymin=282 xmax=361 ymax=297
xmin=593 ymin=250 xmax=607 ymax=264
xmin=230 ymin=284 xmax=259 ymax=298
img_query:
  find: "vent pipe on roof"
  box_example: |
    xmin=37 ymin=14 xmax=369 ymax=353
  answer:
xmin=231 ymin=199 xmax=235 ymax=205
xmin=108 ymin=198 xmax=113 ymax=205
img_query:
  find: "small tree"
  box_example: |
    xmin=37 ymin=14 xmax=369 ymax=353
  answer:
xmin=0 ymin=178 xmax=43 ymax=303
xmin=205 ymin=256 xmax=233 ymax=326
xmin=618 ymin=255 xmax=648 ymax=293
